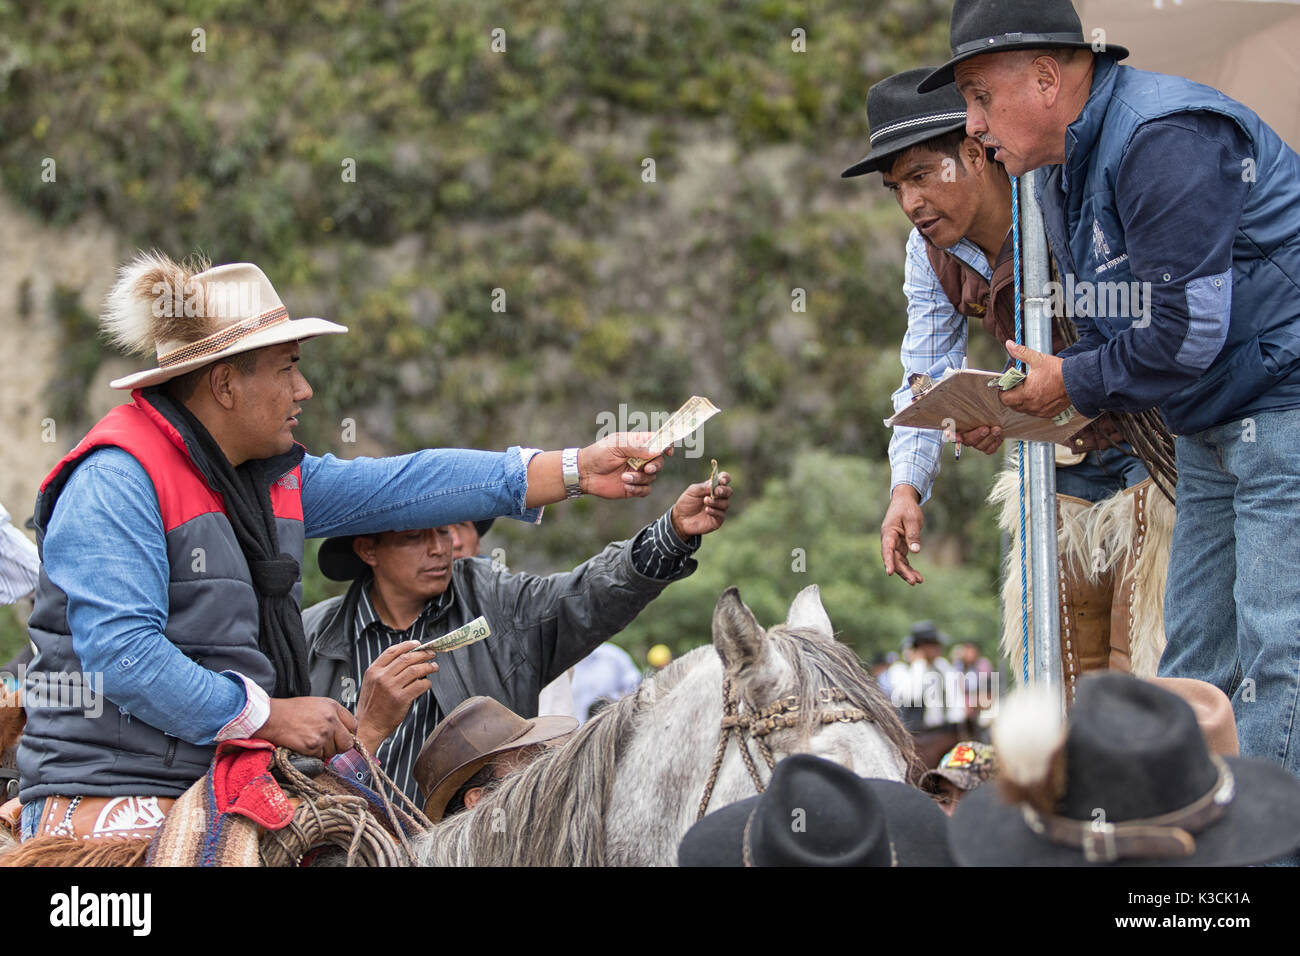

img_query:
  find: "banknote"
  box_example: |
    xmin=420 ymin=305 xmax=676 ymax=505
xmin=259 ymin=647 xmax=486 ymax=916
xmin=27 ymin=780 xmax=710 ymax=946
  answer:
xmin=416 ymin=616 xmax=491 ymax=653
xmin=626 ymin=396 xmax=721 ymax=470
xmin=989 ymin=368 xmax=1077 ymax=426
xmin=709 ymin=458 xmax=719 ymax=498
xmin=989 ymin=368 xmax=1027 ymax=390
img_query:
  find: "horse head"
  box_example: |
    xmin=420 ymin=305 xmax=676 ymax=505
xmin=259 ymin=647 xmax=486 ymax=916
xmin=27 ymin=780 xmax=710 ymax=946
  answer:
xmin=412 ymin=584 xmax=922 ymax=867
xmin=709 ymin=584 xmax=920 ymax=787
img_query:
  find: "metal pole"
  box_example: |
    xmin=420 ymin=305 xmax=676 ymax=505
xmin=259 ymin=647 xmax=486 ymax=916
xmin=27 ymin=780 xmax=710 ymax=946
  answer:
xmin=1018 ymin=169 xmax=1063 ymax=701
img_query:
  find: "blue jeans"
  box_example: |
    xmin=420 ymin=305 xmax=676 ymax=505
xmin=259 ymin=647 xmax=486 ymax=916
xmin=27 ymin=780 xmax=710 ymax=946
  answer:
xmin=19 ymin=798 xmax=44 ymax=841
xmin=1055 ymin=442 xmax=1151 ymax=503
xmin=1160 ymin=408 xmax=1300 ymax=782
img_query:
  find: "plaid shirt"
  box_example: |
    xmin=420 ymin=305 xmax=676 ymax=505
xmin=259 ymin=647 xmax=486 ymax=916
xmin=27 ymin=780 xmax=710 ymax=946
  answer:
xmin=888 ymin=227 xmax=994 ymax=504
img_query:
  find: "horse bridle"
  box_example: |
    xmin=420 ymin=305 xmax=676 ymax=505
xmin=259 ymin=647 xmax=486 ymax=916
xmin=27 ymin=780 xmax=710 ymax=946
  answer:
xmin=696 ymin=677 xmax=873 ymax=821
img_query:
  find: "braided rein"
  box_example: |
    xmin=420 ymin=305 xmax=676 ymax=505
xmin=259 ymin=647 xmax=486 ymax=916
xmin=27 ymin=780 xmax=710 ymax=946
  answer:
xmin=695 ymin=679 xmax=872 ymax=821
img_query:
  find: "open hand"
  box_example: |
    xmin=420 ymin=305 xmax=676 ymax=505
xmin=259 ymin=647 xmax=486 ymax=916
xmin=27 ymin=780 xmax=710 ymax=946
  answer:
xmin=880 ymin=485 xmax=925 ymax=586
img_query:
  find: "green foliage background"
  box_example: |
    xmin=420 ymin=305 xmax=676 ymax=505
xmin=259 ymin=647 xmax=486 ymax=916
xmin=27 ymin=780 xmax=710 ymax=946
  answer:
xmin=0 ymin=0 xmax=1007 ymax=669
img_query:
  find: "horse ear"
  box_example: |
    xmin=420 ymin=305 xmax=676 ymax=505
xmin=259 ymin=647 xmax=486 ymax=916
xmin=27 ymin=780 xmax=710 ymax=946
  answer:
xmin=712 ymin=587 xmax=767 ymax=673
xmin=785 ymin=584 xmax=833 ymax=640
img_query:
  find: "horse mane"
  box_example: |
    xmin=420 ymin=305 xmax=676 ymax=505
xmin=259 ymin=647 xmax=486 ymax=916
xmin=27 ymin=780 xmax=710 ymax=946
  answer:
xmin=410 ymin=631 xmax=920 ymax=866
xmin=766 ymin=625 xmax=925 ymax=783
xmin=411 ymin=649 xmax=704 ymax=867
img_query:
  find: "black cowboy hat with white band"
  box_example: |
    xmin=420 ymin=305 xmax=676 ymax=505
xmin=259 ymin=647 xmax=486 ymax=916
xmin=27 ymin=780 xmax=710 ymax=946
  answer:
xmin=677 ymin=753 xmax=953 ymax=867
xmin=950 ymin=673 xmax=1300 ymax=866
xmin=841 ymin=67 xmax=970 ymax=178
xmin=918 ymin=0 xmax=1129 ymax=94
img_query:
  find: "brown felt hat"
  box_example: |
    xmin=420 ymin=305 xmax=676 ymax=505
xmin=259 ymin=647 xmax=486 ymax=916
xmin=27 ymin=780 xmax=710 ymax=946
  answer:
xmin=1146 ymin=677 xmax=1239 ymax=757
xmin=415 ymin=696 xmax=576 ymax=822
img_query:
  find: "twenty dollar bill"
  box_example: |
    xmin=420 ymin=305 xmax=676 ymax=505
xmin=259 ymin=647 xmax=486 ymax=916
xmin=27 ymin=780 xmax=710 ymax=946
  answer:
xmin=417 ymin=616 xmax=491 ymax=653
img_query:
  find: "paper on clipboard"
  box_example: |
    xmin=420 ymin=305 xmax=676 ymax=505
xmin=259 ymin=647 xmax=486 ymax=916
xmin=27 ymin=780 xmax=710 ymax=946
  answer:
xmin=884 ymin=368 xmax=1095 ymax=445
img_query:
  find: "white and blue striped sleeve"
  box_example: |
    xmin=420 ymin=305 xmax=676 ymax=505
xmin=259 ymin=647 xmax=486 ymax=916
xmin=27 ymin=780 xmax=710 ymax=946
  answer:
xmin=887 ymin=229 xmax=970 ymax=505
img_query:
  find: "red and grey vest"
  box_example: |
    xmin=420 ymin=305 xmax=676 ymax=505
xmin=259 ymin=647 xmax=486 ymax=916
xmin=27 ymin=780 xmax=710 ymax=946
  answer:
xmin=19 ymin=390 xmax=304 ymax=800
xmin=922 ymin=233 xmax=1123 ymax=454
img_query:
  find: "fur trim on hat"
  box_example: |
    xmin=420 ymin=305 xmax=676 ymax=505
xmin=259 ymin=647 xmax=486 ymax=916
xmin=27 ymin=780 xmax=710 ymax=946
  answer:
xmin=992 ymin=685 xmax=1066 ymax=815
xmin=102 ymin=250 xmax=212 ymax=356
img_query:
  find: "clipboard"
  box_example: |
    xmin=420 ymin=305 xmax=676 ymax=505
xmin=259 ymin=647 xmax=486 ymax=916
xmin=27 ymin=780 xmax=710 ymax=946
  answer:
xmin=884 ymin=369 xmax=1095 ymax=445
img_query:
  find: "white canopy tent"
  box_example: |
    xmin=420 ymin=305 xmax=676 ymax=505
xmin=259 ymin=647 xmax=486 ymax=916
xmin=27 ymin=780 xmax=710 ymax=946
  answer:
xmin=1076 ymin=0 xmax=1300 ymax=147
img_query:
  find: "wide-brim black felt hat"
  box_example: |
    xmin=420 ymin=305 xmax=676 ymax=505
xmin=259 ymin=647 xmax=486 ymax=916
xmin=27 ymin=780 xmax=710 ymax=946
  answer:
xmin=918 ymin=0 xmax=1128 ymax=94
xmin=842 ymin=67 xmax=970 ymax=178
xmin=677 ymin=753 xmax=953 ymax=867
xmin=950 ymin=673 xmax=1300 ymax=866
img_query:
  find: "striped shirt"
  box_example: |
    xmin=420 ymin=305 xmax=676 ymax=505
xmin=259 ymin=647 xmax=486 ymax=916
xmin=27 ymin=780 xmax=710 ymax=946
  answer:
xmin=888 ymin=228 xmax=995 ymax=504
xmin=348 ymin=584 xmax=453 ymax=803
xmin=332 ymin=507 xmax=699 ymax=803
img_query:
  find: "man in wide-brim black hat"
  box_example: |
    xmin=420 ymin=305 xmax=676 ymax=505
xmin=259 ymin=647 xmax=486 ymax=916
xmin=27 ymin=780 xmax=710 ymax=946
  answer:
xmin=923 ymin=0 xmax=1300 ymax=814
xmin=951 ymin=673 xmax=1300 ymax=865
xmin=845 ymin=62 xmax=1172 ymax=697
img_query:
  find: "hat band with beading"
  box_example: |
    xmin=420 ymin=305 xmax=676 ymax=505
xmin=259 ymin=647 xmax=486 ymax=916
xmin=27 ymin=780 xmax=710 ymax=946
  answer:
xmin=157 ymin=306 xmax=291 ymax=368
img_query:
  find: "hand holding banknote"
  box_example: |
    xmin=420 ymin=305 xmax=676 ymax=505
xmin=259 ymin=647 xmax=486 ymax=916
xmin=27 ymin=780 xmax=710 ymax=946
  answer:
xmin=579 ymin=432 xmax=673 ymax=499
xmin=997 ymin=341 xmax=1072 ymax=418
xmin=354 ymin=640 xmax=438 ymax=753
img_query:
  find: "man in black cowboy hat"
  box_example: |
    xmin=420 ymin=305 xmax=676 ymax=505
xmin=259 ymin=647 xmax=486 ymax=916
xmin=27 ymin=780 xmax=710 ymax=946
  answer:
xmin=921 ymin=0 xmax=1300 ymax=794
xmin=678 ymin=752 xmax=953 ymax=867
xmin=304 ymin=473 xmax=733 ymax=803
xmin=846 ymin=67 xmax=1170 ymax=696
xmin=951 ymin=673 xmax=1300 ymax=865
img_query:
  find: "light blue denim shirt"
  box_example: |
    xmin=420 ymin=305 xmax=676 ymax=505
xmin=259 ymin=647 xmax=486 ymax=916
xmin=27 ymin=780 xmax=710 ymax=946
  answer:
xmin=40 ymin=444 xmax=543 ymax=747
xmin=888 ymin=227 xmax=990 ymax=504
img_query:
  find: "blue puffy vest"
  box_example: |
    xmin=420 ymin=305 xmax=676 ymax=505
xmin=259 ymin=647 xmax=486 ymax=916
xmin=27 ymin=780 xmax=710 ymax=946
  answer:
xmin=1040 ymin=57 xmax=1300 ymax=434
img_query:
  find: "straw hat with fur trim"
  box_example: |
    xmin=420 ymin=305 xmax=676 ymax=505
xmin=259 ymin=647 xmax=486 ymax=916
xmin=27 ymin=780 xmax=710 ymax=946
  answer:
xmin=102 ymin=252 xmax=347 ymax=390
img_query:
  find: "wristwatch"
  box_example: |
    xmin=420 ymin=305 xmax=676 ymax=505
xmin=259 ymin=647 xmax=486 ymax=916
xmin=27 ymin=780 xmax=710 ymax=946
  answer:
xmin=562 ymin=447 xmax=583 ymax=499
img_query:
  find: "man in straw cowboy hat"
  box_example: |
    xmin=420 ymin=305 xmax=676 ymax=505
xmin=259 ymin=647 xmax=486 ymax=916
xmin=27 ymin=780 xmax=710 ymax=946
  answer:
xmin=920 ymin=0 xmax=1300 ymax=793
xmin=846 ymin=67 xmax=1175 ymax=701
xmin=304 ymin=470 xmax=732 ymax=804
xmin=14 ymin=252 xmax=669 ymax=849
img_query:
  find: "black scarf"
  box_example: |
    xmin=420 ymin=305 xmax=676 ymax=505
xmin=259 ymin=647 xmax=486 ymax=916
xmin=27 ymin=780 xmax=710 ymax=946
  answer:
xmin=147 ymin=388 xmax=310 ymax=698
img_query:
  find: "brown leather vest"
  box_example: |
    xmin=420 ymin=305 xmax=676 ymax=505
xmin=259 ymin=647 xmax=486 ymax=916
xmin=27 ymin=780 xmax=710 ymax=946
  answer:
xmin=923 ymin=234 xmax=1122 ymax=454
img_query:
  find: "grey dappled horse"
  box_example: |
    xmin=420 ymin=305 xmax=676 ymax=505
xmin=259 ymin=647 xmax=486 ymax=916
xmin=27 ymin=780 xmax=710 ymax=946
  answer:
xmin=412 ymin=585 xmax=921 ymax=866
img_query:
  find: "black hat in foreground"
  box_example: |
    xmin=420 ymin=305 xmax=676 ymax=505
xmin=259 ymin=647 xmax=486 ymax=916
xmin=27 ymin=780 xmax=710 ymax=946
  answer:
xmin=918 ymin=0 xmax=1128 ymax=94
xmin=842 ymin=67 xmax=969 ymax=178
xmin=950 ymin=673 xmax=1300 ymax=866
xmin=678 ymin=753 xmax=953 ymax=867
